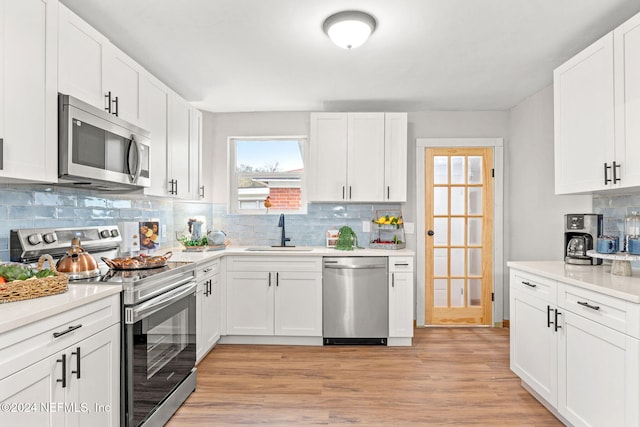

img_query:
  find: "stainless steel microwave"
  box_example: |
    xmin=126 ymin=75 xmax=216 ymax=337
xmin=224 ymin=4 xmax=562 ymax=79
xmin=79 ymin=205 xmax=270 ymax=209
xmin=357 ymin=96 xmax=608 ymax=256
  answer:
xmin=58 ymin=93 xmax=151 ymax=191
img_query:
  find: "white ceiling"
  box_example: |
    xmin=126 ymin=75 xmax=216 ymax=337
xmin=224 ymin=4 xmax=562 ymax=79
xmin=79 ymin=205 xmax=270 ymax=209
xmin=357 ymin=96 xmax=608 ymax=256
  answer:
xmin=60 ymin=0 xmax=640 ymax=113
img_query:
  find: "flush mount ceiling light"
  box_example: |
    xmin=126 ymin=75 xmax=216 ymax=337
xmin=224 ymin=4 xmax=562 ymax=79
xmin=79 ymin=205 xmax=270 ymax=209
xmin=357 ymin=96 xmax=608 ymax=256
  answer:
xmin=323 ymin=10 xmax=377 ymax=49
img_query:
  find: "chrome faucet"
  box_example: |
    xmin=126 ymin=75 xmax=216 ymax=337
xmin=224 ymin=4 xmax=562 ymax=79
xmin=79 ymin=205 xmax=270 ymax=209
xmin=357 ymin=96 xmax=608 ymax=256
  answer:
xmin=276 ymin=213 xmax=292 ymax=247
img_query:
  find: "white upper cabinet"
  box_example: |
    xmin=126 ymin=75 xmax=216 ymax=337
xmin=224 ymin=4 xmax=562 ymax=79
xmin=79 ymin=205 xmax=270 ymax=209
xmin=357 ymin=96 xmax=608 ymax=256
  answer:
xmin=310 ymin=112 xmax=407 ymax=202
xmin=554 ymin=33 xmax=614 ymax=194
xmin=348 ymin=113 xmax=385 ymax=201
xmin=58 ymin=4 xmax=106 ymax=109
xmin=190 ymin=108 xmax=205 ymax=200
xmin=140 ymin=74 xmax=170 ymax=197
xmin=0 ymin=0 xmax=58 ymax=183
xmin=613 ymin=13 xmax=640 ymax=189
xmin=384 ymin=113 xmax=408 ymax=202
xmin=59 ymin=4 xmax=141 ymax=125
xmin=555 ymin=10 xmax=640 ymax=194
xmin=310 ymin=113 xmax=348 ymax=201
xmin=103 ymin=45 xmax=142 ymax=125
xmin=167 ymin=93 xmax=192 ymax=198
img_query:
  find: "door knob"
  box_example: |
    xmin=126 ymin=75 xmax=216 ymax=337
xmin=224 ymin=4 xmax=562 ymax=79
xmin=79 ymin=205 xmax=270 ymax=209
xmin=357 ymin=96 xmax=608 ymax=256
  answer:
xmin=427 ymin=230 xmax=434 ymax=236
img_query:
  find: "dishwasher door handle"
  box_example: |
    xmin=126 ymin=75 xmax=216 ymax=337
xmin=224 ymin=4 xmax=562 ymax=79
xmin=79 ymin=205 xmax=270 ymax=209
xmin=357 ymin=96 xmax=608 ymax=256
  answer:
xmin=324 ymin=264 xmax=387 ymax=270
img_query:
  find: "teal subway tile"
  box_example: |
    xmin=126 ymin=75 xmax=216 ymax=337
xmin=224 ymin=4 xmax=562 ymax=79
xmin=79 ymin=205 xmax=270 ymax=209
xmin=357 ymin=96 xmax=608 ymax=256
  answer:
xmin=0 ymin=190 xmax=34 ymax=205
xmin=108 ymin=199 xmax=132 ymax=209
xmin=9 ymin=206 xmax=56 ymax=219
xmin=34 ymin=192 xmax=76 ymax=207
xmin=77 ymin=196 xmax=108 ymax=208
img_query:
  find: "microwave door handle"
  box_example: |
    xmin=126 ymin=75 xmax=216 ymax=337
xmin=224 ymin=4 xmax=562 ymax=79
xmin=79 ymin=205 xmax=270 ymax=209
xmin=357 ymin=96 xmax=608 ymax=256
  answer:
xmin=127 ymin=135 xmax=142 ymax=183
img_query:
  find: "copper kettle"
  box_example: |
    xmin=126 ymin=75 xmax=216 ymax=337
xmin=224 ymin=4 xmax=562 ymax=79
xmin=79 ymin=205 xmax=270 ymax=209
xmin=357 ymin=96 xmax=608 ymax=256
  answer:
xmin=56 ymin=237 xmax=100 ymax=280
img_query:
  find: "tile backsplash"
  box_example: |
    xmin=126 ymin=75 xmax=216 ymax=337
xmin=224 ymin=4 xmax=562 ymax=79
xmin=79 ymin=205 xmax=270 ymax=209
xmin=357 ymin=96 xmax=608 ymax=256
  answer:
xmin=593 ymin=193 xmax=640 ymax=240
xmin=0 ymin=184 xmax=398 ymax=261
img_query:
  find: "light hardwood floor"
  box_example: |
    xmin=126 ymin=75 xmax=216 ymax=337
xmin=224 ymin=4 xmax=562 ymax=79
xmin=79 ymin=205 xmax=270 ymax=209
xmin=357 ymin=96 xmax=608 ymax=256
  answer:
xmin=168 ymin=328 xmax=561 ymax=426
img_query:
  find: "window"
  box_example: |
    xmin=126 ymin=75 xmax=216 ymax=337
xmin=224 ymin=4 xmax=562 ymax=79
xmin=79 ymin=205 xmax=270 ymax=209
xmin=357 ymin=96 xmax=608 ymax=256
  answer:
xmin=229 ymin=137 xmax=307 ymax=214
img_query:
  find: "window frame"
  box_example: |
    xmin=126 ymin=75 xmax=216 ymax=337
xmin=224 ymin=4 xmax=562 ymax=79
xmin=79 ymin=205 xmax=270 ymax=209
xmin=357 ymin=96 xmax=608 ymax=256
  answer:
xmin=228 ymin=136 xmax=308 ymax=215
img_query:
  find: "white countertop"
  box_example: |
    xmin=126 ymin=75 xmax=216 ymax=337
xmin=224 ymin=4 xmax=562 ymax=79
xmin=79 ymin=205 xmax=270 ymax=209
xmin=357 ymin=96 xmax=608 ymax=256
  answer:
xmin=0 ymin=283 xmax=122 ymax=334
xmin=169 ymin=245 xmax=415 ymax=264
xmin=1 ymin=246 xmax=413 ymax=334
xmin=507 ymin=261 xmax=640 ymax=303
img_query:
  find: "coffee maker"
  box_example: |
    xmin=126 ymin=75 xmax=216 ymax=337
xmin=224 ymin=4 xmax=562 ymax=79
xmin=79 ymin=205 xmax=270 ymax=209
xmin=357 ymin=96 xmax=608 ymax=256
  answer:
xmin=564 ymin=214 xmax=603 ymax=265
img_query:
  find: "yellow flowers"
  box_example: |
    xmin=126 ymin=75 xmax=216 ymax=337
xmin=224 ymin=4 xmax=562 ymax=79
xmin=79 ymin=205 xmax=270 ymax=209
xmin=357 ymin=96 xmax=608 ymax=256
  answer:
xmin=374 ymin=215 xmax=403 ymax=225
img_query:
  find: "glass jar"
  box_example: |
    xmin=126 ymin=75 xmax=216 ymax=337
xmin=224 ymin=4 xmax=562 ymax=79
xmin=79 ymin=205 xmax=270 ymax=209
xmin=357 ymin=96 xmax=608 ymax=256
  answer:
xmin=624 ymin=211 xmax=640 ymax=252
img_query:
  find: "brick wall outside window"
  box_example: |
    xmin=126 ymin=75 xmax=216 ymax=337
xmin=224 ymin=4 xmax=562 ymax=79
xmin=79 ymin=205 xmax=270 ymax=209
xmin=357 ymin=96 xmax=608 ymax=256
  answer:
xmin=268 ymin=188 xmax=301 ymax=209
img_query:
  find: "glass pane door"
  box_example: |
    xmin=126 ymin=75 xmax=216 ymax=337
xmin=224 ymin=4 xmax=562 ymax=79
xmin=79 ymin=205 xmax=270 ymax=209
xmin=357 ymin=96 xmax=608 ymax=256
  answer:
xmin=425 ymin=147 xmax=493 ymax=325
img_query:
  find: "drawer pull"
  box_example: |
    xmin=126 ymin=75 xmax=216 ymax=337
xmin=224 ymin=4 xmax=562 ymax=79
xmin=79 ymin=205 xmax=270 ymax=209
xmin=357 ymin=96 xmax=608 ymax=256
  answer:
xmin=394 ymin=263 xmax=410 ymax=266
xmin=554 ymin=310 xmax=562 ymax=332
xmin=57 ymin=354 xmax=67 ymax=388
xmin=577 ymin=301 xmax=600 ymax=311
xmin=203 ymin=267 xmax=213 ymax=273
xmin=522 ymin=281 xmax=537 ymax=288
xmin=71 ymin=347 xmax=81 ymax=379
xmin=53 ymin=324 xmax=83 ymax=338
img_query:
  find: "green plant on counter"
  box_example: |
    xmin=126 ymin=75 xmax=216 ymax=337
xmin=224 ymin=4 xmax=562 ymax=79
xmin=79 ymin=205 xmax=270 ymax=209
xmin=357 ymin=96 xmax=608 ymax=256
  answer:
xmin=178 ymin=236 xmax=208 ymax=247
xmin=0 ymin=264 xmax=56 ymax=283
xmin=335 ymin=226 xmax=360 ymax=251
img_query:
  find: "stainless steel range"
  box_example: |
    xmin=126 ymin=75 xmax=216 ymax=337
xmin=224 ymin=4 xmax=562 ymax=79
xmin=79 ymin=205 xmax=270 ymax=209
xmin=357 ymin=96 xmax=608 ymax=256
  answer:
xmin=10 ymin=226 xmax=197 ymax=427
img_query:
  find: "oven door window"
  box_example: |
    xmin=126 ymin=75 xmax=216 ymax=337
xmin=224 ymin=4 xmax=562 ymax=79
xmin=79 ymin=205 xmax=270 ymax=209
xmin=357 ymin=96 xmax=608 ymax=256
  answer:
xmin=129 ymin=291 xmax=195 ymax=426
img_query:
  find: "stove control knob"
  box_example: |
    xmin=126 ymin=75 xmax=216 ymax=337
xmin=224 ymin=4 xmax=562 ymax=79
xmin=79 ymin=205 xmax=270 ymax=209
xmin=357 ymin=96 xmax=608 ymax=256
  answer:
xmin=27 ymin=234 xmax=42 ymax=246
xmin=110 ymin=229 xmax=119 ymax=237
xmin=100 ymin=230 xmax=111 ymax=238
xmin=43 ymin=233 xmax=57 ymax=244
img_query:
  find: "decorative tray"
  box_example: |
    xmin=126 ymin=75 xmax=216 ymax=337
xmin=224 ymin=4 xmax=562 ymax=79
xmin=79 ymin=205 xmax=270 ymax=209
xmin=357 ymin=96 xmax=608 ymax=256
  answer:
xmin=180 ymin=239 xmax=230 ymax=252
xmin=101 ymin=251 xmax=173 ymax=270
xmin=182 ymin=245 xmax=227 ymax=252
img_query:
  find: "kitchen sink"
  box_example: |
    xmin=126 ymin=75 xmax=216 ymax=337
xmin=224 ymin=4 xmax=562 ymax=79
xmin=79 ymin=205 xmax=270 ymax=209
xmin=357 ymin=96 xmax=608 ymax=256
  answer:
xmin=245 ymin=246 xmax=314 ymax=252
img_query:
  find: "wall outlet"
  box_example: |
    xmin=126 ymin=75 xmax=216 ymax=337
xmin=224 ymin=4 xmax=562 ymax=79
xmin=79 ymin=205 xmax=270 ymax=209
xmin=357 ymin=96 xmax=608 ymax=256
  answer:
xmin=362 ymin=220 xmax=371 ymax=233
xmin=404 ymin=222 xmax=415 ymax=234
xmin=161 ymin=224 xmax=167 ymax=239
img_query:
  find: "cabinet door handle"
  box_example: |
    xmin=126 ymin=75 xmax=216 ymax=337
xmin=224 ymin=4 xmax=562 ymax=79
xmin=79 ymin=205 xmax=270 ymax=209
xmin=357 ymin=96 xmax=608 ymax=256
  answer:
xmin=208 ymin=279 xmax=212 ymax=295
xmin=0 ymin=138 xmax=4 ymax=170
xmin=387 ymin=186 xmax=390 ymax=200
xmin=105 ymin=91 xmax=112 ymax=113
xmin=392 ymin=272 xmax=395 ymax=287
xmin=547 ymin=305 xmax=554 ymax=328
xmin=71 ymin=347 xmax=81 ymax=379
xmin=349 ymin=186 xmax=352 ymax=199
xmin=342 ymin=186 xmax=345 ymax=200
xmin=613 ymin=161 xmax=621 ymax=183
xmin=268 ymin=272 xmax=271 ymax=287
xmin=200 ymin=185 xmax=205 ymax=199
xmin=604 ymin=162 xmax=612 ymax=185
xmin=276 ymin=272 xmax=279 ymax=287
xmin=577 ymin=301 xmax=600 ymax=311
xmin=53 ymin=324 xmax=83 ymax=338
xmin=554 ymin=310 xmax=562 ymax=332
xmin=522 ymin=281 xmax=536 ymax=288
xmin=112 ymin=96 xmax=119 ymax=117
xmin=57 ymin=354 xmax=67 ymax=388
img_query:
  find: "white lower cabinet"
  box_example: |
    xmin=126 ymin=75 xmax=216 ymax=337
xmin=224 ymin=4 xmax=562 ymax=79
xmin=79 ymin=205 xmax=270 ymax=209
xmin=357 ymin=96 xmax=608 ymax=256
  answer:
xmin=226 ymin=257 xmax=322 ymax=338
xmin=388 ymin=257 xmax=414 ymax=343
xmin=558 ymin=310 xmax=639 ymax=427
xmin=196 ymin=259 xmax=221 ymax=362
xmin=509 ymin=267 xmax=640 ymax=426
xmin=0 ymin=295 xmax=120 ymax=427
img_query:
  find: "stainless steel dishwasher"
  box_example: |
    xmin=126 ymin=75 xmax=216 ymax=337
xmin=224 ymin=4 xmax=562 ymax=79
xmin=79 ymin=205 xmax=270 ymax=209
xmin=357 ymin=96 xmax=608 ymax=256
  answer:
xmin=323 ymin=257 xmax=388 ymax=345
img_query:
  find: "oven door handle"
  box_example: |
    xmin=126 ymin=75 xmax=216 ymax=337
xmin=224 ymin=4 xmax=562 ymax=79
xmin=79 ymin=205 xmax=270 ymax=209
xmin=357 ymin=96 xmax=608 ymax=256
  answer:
xmin=127 ymin=281 xmax=197 ymax=324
